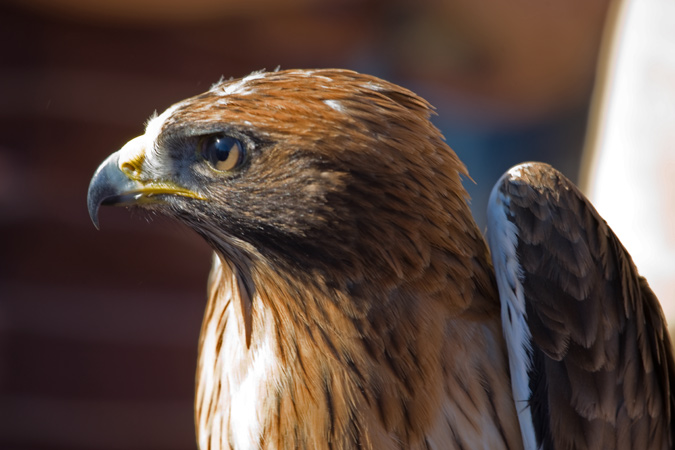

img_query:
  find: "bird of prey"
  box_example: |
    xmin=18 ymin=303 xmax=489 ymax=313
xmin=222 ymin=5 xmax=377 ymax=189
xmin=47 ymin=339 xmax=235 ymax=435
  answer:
xmin=87 ymin=69 xmax=674 ymax=450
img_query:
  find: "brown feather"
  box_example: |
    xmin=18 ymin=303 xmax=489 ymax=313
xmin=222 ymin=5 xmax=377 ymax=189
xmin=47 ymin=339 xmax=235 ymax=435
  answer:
xmin=495 ymin=163 xmax=674 ymax=450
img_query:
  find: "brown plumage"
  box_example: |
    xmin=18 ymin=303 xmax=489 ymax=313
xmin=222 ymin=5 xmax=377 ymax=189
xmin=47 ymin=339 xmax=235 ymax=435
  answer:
xmin=489 ymin=165 xmax=675 ymax=450
xmin=87 ymin=69 xmax=674 ymax=450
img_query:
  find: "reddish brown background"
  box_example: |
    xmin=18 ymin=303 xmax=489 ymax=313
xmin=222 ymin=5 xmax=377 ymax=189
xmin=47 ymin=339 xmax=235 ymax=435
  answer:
xmin=0 ymin=1 xmax=610 ymax=449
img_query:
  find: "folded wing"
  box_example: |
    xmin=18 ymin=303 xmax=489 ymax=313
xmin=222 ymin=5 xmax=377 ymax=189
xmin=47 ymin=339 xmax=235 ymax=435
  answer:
xmin=487 ymin=162 xmax=674 ymax=450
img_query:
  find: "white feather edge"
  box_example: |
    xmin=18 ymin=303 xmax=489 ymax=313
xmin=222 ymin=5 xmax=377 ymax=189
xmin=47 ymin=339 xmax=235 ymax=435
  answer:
xmin=487 ymin=165 xmax=539 ymax=450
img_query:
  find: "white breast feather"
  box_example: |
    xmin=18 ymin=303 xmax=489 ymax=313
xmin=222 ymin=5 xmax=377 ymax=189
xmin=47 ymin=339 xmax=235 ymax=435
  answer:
xmin=197 ymin=256 xmax=282 ymax=450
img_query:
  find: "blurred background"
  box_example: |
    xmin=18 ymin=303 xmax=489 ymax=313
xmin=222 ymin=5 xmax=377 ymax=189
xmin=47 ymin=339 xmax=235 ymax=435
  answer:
xmin=1 ymin=0 xmax=671 ymax=449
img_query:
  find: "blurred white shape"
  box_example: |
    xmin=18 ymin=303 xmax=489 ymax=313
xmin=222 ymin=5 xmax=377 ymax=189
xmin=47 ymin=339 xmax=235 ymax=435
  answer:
xmin=582 ymin=0 xmax=675 ymax=324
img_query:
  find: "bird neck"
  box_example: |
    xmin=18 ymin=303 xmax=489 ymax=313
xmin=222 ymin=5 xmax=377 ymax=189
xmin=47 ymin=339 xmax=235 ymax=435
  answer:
xmin=195 ymin=248 xmax=522 ymax=450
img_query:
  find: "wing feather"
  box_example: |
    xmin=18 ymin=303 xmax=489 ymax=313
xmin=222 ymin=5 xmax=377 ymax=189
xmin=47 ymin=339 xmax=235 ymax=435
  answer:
xmin=487 ymin=162 xmax=675 ymax=450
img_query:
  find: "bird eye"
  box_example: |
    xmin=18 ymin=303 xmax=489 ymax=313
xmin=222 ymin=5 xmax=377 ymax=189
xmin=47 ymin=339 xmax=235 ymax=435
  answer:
xmin=200 ymin=135 xmax=245 ymax=172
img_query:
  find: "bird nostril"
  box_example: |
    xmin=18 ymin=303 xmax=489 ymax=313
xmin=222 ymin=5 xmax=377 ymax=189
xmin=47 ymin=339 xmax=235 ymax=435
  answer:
xmin=121 ymin=161 xmax=141 ymax=179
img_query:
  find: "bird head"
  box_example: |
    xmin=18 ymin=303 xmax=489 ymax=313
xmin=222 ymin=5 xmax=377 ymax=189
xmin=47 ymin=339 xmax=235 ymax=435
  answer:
xmin=88 ymin=69 xmax=476 ymax=286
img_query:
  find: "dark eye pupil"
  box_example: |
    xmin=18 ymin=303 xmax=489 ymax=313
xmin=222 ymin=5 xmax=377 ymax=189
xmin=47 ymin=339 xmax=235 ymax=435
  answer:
xmin=202 ymin=135 xmax=244 ymax=171
xmin=211 ymin=136 xmax=237 ymax=161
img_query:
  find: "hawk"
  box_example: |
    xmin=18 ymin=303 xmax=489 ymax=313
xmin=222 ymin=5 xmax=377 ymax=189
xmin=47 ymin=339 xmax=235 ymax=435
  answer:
xmin=87 ymin=69 xmax=674 ymax=450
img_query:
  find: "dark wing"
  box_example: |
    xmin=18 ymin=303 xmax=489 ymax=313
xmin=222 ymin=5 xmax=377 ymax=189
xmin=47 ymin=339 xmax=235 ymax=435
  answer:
xmin=487 ymin=162 xmax=675 ymax=450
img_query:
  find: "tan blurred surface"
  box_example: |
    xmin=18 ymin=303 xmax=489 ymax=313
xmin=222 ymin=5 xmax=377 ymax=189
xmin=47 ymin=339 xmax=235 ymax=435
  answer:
xmin=10 ymin=0 xmax=610 ymax=120
xmin=385 ymin=0 xmax=610 ymax=122
xmin=7 ymin=0 xmax=318 ymax=24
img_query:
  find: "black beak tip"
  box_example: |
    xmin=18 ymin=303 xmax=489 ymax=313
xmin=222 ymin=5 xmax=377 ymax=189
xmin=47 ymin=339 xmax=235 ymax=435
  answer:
xmin=87 ymin=177 xmax=103 ymax=230
xmin=87 ymin=195 xmax=101 ymax=230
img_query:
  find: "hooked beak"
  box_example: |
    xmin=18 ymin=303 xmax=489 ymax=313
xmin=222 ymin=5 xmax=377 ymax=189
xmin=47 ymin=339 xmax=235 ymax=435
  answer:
xmin=87 ymin=136 xmax=204 ymax=229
